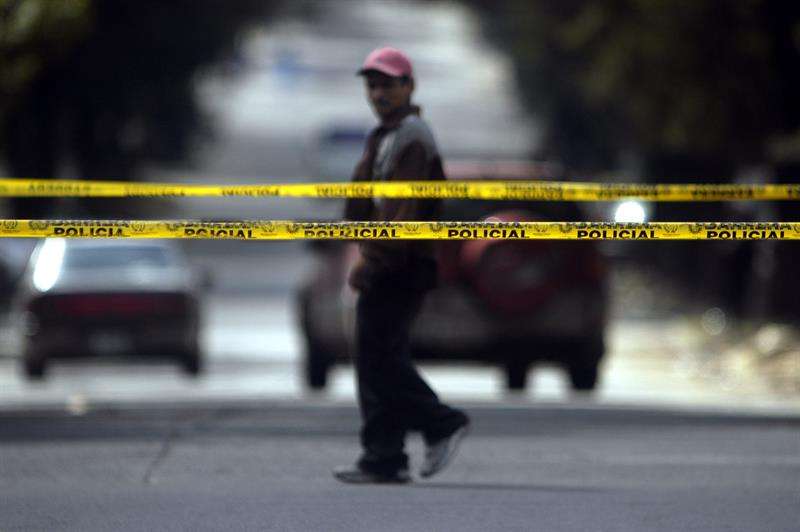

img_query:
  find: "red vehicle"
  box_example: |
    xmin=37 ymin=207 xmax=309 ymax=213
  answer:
xmin=297 ymin=164 xmax=609 ymax=391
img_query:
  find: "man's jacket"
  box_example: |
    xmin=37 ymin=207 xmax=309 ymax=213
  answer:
xmin=344 ymin=105 xmax=445 ymax=291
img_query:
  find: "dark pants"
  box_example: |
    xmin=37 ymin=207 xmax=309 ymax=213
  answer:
xmin=354 ymin=271 xmax=467 ymax=474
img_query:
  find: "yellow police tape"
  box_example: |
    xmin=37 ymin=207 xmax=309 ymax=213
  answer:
xmin=2 ymin=178 xmax=800 ymax=201
xmin=0 ymin=220 xmax=798 ymax=240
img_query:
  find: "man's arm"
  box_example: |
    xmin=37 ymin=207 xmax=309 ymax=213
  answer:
xmin=383 ymin=140 xmax=437 ymax=221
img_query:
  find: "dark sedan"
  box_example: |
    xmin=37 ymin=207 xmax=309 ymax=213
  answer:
xmin=14 ymin=239 xmax=205 ymax=379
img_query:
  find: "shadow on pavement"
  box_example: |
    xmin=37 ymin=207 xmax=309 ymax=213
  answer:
xmin=413 ymin=481 xmax=606 ymax=493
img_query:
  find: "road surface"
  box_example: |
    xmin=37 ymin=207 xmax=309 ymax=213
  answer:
xmin=1 ymin=403 xmax=798 ymax=532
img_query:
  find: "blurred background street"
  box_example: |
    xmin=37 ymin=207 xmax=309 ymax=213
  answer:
xmin=1 ymin=0 xmax=797 ymax=413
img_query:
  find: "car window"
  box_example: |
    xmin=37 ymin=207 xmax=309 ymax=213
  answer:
xmin=62 ymin=247 xmax=174 ymax=270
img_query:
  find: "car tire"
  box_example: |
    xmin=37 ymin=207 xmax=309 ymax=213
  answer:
xmin=23 ymin=355 xmax=47 ymax=380
xmin=567 ymin=364 xmax=599 ymax=391
xmin=505 ymin=360 xmax=529 ymax=390
xmin=298 ymin=286 xmax=333 ymax=390
xmin=305 ymin=356 xmax=329 ymax=390
xmin=566 ymin=335 xmax=604 ymax=391
xmin=179 ymin=349 xmax=203 ymax=377
xmin=305 ymin=339 xmax=330 ymax=390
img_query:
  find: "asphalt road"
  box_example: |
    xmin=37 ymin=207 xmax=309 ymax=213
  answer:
xmin=1 ymin=403 xmax=798 ymax=532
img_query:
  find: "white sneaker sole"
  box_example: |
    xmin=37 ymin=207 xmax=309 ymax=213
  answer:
xmin=420 ymin=424 xmax=469 ymax=478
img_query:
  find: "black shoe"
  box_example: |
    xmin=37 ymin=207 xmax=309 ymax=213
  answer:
xmin=420 ymin=421 xmax=470 ymax=478
xmin=332 ymin=465 xmax=411 ymax=484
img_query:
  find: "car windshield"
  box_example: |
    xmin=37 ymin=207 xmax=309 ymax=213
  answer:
xmin=62 ymin=246 xmax=174 ymax=270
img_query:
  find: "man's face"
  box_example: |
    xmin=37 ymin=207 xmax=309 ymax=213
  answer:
xmin=363 ymin=71 xmax=413 ymax=119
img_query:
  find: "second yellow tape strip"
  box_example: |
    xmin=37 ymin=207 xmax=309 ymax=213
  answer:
xmin=0 ymin=220 xmax=798 ymax=240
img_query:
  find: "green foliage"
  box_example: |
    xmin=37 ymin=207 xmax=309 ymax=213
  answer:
xmin=0 ymin=0 xmax=91 ymax=127
xmin=1 ymin=0 xmax=277 ymax=217
xmin=467 ymin=0 xmax=800 ymax=173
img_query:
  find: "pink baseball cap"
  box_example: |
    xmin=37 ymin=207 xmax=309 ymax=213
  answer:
xmin=357 ymin=47 xmax=413 ymax=78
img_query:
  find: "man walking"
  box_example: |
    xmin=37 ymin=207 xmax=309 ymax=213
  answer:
xmin=333 ymin=47 xmax=470 ymax=484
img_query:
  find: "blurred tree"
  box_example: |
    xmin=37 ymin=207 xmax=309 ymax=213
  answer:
xmin=466 ymin=0 xmax=800 ymax=175
xmin=1 ymin=0 xmax=91 ymax=216
xmin=0 ymin=0 xmax=91 ymax=129
xmin=0 ymin=0 xmax=276 ymax=217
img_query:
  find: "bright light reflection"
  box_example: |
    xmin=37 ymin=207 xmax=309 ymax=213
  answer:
xmin=32 ymin=238 xmax=66 ymax=292
xmin=614 ymin=201 xmax=647 ymax=223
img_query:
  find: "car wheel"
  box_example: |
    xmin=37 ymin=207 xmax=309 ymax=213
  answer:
xmin=298 ymin=286 xmax=333 ymax=390
xmin=305 ymin=341 xmax=330 ymax=389
xmin=567 ymin=364 xmax=599 ymax=391
xmin=23 ymin=355 xmax=47 ymax=380
xmin=505 ymin=360 xmax=529 ymax=390
xmin=179 ymin=349 xmax=203 ymax=377
xmin=566 ymin=335 xmax=604 ymax=391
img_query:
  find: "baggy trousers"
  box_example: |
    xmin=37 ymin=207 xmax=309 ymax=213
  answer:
xmin=354 ymin=273 xmax=467 ymax=473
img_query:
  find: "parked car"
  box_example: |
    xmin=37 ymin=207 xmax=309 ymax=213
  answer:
xmin=14 ymin=239 xmax=205 ymax=379
xmin=296 ymin=164 xmax=610 ymax=391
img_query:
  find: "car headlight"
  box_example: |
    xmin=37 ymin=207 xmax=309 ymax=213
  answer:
xmin=613 ymin=200 xmax=647 ymax=223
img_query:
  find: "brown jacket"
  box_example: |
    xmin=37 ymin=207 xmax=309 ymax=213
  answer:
xmin=344 ymin=105 xmax=446 ymax=291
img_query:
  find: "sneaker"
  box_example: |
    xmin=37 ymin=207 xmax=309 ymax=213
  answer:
xmin=420 ymin=422 xmax=470 ymax=478
xmin=332 ymin=465 xmax=411 ymax=484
